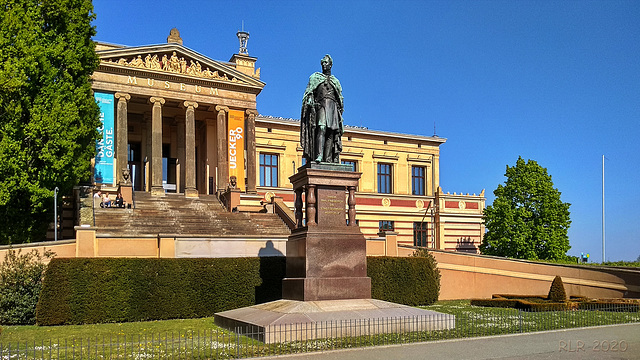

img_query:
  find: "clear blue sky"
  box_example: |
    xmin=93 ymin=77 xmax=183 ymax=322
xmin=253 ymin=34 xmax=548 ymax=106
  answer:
xmin=93 ymin=0 xmax=640 ymax=262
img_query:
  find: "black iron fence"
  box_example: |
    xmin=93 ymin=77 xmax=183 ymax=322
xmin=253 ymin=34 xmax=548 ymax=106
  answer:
xmin=2 ymin=304 xmax=639 ymax=359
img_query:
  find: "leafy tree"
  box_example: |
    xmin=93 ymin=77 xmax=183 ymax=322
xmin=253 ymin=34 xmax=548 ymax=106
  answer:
xmin=0 ymin=248 xmax=53 ymax=325
xmin=0 ymin=0 xmax=100 ymax=243
xmin=481 ymin=157 xmax=571 ymax=260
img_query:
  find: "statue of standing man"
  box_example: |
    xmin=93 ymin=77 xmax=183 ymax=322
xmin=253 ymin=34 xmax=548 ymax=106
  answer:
xmin=301 ymin=54 xmax=344 ymax=164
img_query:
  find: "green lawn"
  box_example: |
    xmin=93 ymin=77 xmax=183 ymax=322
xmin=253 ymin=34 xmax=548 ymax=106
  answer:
xmin=0 ymin=316 xmax=220 ymax=343
xmin=1 ymin=300 xmax=638 ymax=359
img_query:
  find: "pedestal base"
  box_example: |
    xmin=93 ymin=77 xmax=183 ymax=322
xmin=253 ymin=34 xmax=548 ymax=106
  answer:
xmin=283 ymin=277 xmax=371 ymax=301
xmin=151 ymin=186 xmax=165 ymax=196
xmin=215 ymin=299 xmax=456 ymax=344
xmin=184 ymin=187 xmax=199 ymax=198
xmin=283 ymin=222 xmax=370 ymax=301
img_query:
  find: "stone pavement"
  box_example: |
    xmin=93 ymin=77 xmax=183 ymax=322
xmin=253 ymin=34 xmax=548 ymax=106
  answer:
xmin=257 ymin=323 xmax=640 ymax=360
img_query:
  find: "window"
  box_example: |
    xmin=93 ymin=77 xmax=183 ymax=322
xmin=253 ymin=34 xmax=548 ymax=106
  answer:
xmin=414 ymin=222 xmax=428 ymax=247
xmin=377 ymin=163 xmax=392 ymax=194
xmin=259 ymin=153 xmax=278 ymax=187
xmin=379 ymin=220 xmax=394 ymax=232
xmin=341 ymin=160 xmax=356 ymax=172
xmin=412 ymin=166 xmax=426 ymax=196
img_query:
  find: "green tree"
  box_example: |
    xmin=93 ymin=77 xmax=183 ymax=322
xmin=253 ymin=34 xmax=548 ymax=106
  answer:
xmin=0 ymin=248 xmax=53 ymax=325
xmin=481 ymin=157 xmax=571 ymax=260
xmin=0 ymin=0 xmax=100 ymax=243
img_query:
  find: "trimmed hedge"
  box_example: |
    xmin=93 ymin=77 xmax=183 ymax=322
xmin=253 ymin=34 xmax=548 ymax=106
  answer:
xmin=36 ymin=257 xmax=285 ymax=325
xmin=368 ymin=256 xmax=440 ymax=306
xmin=548 ymin=276 xmax=567 ymax=301
xmin=36 ymin=256 xmax=441 ymax=325
xmin=470 ymin=298 xmax=571 ymax=311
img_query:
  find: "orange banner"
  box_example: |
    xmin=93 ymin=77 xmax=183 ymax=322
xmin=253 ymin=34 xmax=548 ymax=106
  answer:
xmin=228 ymin=110 xmax=245 ymax=190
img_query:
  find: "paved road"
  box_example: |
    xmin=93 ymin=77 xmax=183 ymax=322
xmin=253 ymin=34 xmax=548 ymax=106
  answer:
xmin=258 ymin=323 xmax=640 ymax=360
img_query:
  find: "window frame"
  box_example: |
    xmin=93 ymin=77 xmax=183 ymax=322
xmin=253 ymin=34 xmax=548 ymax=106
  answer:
xmin=411 ymin=165 xmax=426 ymax=196
xmin=379 ymin=220 xmax=395 ymax=232
xmin=413 ymin=222 xmax=428 ymax=247
xmin=341 ymin=159 xmax=357 ymax=172
xmin=259 ymin=153 xmax=279 ymax=187
xmin=377 ymin=163 xmax=393 ymax=194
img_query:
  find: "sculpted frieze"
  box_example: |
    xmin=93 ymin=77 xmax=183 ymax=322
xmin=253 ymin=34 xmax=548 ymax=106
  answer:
xmin=104 ymin=51 xmax=243 ymax=83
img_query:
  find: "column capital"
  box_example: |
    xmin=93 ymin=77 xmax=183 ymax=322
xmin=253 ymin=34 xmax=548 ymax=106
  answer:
xmin=245 ymin=109 xmax=259 ymax=118
xmin=183 ymin=101 xmax=199 ymax=109
xmin=149 ymin=97 xmax=165 ymax=105
xmin=215 ymin=105 xmax=229 ymax=114
xmin=115 ymin=92 xmax=131 ymax=101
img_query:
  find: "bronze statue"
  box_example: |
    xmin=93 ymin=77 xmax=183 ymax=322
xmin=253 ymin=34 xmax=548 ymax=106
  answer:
xmin=301 ymin=54 xmax=344 ymax=163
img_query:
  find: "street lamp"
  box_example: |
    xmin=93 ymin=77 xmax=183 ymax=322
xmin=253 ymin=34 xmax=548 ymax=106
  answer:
xmin=54 ymin=187 xmax=59 ymax=241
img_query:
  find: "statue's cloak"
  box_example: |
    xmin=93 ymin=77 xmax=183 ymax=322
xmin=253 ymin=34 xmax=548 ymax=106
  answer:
xmin=300 ymin=72 xmax=344 ymax=162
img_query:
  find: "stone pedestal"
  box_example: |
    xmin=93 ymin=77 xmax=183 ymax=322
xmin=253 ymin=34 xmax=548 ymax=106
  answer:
xmin=119 ymin=184 xmax=133 ymax=206
xmin=220 ymin=188 xmax=242 ymax=212
xmin=282 ymin=163 xmax=371 ymax=301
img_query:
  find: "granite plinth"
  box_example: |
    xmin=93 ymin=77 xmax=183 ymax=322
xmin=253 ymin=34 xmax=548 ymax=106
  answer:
xmin=283 ymin=226 xmax=370 ymax=301
xmin=284 ymin=166 xmax=370 ymax=301
xmin=214 ymin=299 xmax=456 ymax=343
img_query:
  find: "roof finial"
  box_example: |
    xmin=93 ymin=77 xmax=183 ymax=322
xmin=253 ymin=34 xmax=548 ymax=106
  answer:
xmin=167 ymin=28 xmax=183 ymax=45
xmin=236 ymin=22 xmax=249 ymax=55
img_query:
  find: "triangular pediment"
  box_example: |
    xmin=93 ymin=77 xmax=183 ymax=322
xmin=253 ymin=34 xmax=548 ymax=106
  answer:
xmin=97 ymin=43 xmax=264 ymax=89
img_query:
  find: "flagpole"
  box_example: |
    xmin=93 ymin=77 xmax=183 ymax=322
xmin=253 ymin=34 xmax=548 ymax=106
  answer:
xmin=602 ymin=155 xmax=605 ymax=263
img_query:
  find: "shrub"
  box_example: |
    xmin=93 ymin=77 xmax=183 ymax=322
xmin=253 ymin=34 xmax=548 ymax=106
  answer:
xmin=548 ymin=276 xmax=567 ymax=302
xmin=0 ymin=248 xmax=52 ymax=325
xmin=367 ymin=253 xmax=440 ymax=306
xmin=36 ymin=257 xmax=286 ymax=325
xmin=37 ymin=255 xmax=441 ymax=325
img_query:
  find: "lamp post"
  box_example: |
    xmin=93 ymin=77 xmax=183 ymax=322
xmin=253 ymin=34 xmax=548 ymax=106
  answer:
xmin=54 ymin=187 xmax=59 ymax=241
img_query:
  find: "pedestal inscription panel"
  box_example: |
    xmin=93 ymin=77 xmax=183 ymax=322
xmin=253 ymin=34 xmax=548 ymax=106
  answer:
xmin=317 ymin=187 xmax=346 ymax=227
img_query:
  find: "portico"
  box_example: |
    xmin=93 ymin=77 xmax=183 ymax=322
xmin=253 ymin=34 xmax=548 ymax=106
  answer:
xmin=91 ymin=29 xmax=263 ymax=197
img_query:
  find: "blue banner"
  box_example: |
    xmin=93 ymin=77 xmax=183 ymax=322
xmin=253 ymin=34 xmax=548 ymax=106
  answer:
xmin=94 ymin=92 xmax=115 ymax=184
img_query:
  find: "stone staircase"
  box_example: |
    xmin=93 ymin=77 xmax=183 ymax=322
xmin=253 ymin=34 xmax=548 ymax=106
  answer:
xmin=94 ymin=192 xmax=291 ymax=237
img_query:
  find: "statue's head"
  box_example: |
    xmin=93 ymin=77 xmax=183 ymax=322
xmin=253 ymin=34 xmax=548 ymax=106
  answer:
xmin=321 ymin=54 xmax=333 ymax=72
xmin=229 ymin=176 xmax=237 ymax=188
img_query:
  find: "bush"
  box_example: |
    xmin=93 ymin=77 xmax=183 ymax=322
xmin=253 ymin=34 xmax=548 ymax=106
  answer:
xmin=37 ymin=255 xmax=441 ymax=325
xmin=548 ymin=276 xmax=567 ymax=302
xmin=0 ymin=248 xmax=52 ymax=325
xmin=36 ymin=257 xmax=286 ymax=325
xmin=367 ymin=252 xmax=440 ymax=306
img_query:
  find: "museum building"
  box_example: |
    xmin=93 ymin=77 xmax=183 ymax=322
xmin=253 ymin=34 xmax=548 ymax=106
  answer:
xmin=90 ymin=29 xmax=485 ymax=253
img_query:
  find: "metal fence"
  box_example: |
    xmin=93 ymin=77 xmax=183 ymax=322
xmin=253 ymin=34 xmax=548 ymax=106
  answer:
xmin=2 ymin=303 xmax=639 ymax=359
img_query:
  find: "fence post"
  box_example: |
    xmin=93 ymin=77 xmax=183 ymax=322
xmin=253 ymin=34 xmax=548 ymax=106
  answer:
xmin=236 ymin=326 xmax=241 ymax=358
xmin=519 ymin=309 xmax=523 ymax=333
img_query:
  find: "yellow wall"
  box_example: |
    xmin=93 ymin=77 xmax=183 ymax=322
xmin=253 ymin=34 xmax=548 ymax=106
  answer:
xmin=254 ymin=116 xmax=485 ymax=251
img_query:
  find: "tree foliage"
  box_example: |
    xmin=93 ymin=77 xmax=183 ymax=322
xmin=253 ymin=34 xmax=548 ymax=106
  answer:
xmin=0 ymin=248 xmax=53 ymax=325
xmin=481 ymin=157 xmax=571 ymax=260
xmin=0 ymin=0 xmax=100 ymax=243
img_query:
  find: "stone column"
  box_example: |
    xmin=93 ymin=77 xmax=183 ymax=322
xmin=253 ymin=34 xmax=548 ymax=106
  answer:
xmin=245 ymin=109 xmax=258 ymax=194
xmin=215 ymin=105 xmax=229 ymax=192
xmin=149 ymin=97 xmax=165 ymax=196
xmin=306 ymin=184 xmax=317 ymax=226
xmin=115 ymin=93 xmax=131 ymax=185
xmin=175 ymin=117 xmax=185 ymax=193
xmin=183 ymin=101 xmax=199 ymax=198
xmin=294 ymin=187 xmax=303 ymax=228
xmin=348 ymin=186 xmax=357 ymax=226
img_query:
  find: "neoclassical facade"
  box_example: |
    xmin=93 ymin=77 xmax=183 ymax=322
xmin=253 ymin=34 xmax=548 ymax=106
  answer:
xmin=91 ymin=29 xmax=485 ymax=253
xmin=92 ymin=30 xmax=262 ymax=198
